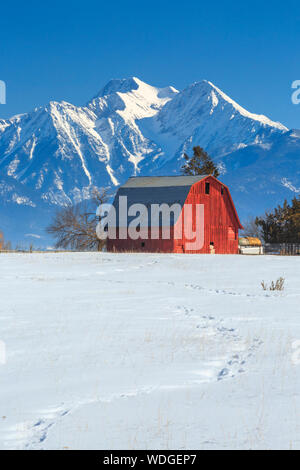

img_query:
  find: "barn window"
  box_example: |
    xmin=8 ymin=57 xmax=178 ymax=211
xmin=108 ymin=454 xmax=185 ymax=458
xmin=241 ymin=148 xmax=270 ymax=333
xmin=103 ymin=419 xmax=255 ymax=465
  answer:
xmin=141 ymin=242 xmax=145 ymax=248
xmin=205 ymin=182 xmax=210 ymax=194
xmin=221 ymin=186 xmax=224 ymax=195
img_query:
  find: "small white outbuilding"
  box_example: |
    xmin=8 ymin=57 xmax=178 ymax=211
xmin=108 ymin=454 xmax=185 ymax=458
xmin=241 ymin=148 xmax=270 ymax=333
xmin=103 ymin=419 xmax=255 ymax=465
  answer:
xmin=239 ymin=237 xmax=264 ymax=255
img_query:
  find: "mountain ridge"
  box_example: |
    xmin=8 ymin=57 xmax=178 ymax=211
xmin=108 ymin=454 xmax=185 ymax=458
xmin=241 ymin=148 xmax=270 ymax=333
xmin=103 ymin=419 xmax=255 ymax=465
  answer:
xmin=0 ymin=77 xmax=299 ymax=246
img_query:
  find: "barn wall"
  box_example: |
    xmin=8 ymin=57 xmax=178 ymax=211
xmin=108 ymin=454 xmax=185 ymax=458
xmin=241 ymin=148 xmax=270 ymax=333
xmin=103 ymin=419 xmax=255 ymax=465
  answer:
xmin=174 ymin=176 xmax=239 ymax=254
xmin=107 ymin=227 xmax=174 ymax=253
xmin=107 ymin=176 xmax=241 ymax=254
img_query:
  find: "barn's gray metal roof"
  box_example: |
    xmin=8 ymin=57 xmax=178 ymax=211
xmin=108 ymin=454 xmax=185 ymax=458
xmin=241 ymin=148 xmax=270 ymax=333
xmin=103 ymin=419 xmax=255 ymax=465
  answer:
xmin=122 ymin=176 xmax=208 ymax=188
xmin=108 ymin=175 xmax=244 ymax=230
xmin=111 ymin=176 xmax=208 ymax=228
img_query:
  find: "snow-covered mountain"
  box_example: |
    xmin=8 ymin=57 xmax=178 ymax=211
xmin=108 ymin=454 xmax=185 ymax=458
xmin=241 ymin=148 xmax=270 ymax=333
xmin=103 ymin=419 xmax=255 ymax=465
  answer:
xmin=144 ymin=80 xmax=287 ymax=167
xmin=0 ymin=78 xmax=177 ymax=207
xmin=0 ymin=76 xmax=299 ymax=245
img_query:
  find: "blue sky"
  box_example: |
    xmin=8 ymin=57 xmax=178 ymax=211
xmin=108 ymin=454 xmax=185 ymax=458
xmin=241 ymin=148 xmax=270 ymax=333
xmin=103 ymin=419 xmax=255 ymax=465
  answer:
xmin=0 ymin=0 xmax=299 ymax=128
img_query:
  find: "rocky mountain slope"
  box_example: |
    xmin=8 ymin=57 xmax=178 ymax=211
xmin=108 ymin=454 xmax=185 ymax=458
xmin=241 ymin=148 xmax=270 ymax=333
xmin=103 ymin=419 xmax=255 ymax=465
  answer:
xmin=0 ymin=76 xmax=299 ymax=246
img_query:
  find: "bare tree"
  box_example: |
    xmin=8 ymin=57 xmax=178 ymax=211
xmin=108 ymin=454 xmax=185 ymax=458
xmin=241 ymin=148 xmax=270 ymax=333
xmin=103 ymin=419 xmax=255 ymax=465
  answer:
xmin=46 ymin=187 xmax=109 ymax=251
xmin=3 ymin=240 xmax=12 ymax=251
xmin=0 ymin=232 xmax=12 ymax=251
xmin=241 ymin=216 xmax=261 ymax=238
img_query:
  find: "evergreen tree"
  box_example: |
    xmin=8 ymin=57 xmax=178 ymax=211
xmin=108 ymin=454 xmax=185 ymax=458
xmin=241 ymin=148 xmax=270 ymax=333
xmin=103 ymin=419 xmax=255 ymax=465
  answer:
xmin=256 ymin=196 xmax=300 ymax=243
xmin=181 ymin=146 xmax=220 ymax=178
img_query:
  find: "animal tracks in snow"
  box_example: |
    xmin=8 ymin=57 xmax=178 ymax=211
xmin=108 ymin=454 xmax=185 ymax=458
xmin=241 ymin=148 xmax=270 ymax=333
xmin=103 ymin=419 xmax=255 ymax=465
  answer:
xmin=174 ymin=304 xmax=263 ymax=384
xmin=23 ymin=407 xmax=71 ymax=449
xmin=21 ymin=388 xmax=156 ymax=449
xmin=217 ymin=337 xmax=264 ymax=381
xmin=184 ymin=283 xmax=273 ymax=298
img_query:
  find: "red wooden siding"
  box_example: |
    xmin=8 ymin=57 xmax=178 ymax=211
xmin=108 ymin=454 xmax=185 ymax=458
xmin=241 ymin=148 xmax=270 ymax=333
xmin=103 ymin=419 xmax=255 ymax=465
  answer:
xmin=174 ymin=176 xmax=241 ymax=254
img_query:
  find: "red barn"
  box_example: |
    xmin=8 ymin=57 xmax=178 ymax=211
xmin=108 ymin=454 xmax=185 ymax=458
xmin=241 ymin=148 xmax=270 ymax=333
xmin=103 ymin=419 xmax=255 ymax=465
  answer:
xmin=106 ymin=175 xmax=243 ymax=254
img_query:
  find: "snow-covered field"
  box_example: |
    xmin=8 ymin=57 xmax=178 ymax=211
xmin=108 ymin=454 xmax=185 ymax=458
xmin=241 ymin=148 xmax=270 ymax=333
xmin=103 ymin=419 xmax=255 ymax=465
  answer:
xmin=1 ymin=252 xmax=300 ymax=450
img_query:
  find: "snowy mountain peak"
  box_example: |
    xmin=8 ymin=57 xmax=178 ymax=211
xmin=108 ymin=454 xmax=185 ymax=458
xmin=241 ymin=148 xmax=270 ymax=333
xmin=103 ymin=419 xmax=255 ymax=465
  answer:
xmin=89 ymin=77 xmax=179 ymax=122
xmin=202 ymin=80 xmax=288 ymax=131
xmin=96 ymin=76 xmax=179 ymax=101
xmin=147 ymin=79 xmax=289 ymax=164
xmin=97 ymin=77 xmax=140 ymax=98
